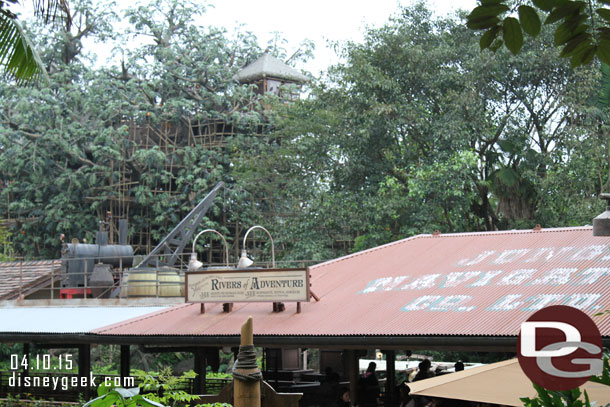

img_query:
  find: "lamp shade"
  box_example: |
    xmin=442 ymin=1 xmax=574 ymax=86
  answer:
xmin=188 ymin=253 xmax=203 ymax=271
xmin=237 ymin=249 xmax=254 ymax=269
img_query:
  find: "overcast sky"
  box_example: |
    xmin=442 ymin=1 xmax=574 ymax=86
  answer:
xmin=203 ymin=0 xmax=477 ymax=75
xmin=17 ymin=0 xmax=478 ymax=75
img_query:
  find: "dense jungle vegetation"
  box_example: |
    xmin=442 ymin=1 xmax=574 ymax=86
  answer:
xmin=0 ymin=0 xmax=608 ymax=261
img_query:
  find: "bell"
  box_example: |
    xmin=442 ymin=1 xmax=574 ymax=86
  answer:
xmin=593 ymin=194 xmax=610 ymax=236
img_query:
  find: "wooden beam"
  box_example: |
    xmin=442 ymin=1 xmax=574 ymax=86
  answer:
xmin=385 ymin=350 xmax=396 ymax=407
xmin=78 ymin=344 xmax=91 ymax=400
xmin=346 ymin=349 xmax=359 ymax=407
xmin=194 ymin=348 xmax=206 ymax=394
xmin=120 ymin=345 xmax=130 ymax=379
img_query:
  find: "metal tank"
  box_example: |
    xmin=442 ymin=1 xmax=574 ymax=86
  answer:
xmin=61 ymin=235 xmax=134 ymax=288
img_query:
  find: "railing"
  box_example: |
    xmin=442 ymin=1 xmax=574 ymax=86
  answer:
xmin=1 ymin=255 xmax=321 ymax=302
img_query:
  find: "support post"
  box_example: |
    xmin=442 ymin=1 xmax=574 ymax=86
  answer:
xmin=84 ymin=261 xmax=88 ymax=299
xmin=385 ymin=350 xmax=396 ymax=407
xmin=50 ymin=267 xmax=54 ymax=300
xmin=120 ymin=345 xmax=130 ymax=380
xmin=194 ymin=348 xmax=206 ymax=394
xmin=275 ymin=349 xmax=279 ymax=388
xmin=234 ymin=317 xmax=261 ymax=407
xmin=346 ymin=350 xmax=359 ymax=407
xmin=79 ymin=344 xmax=91 ymax=400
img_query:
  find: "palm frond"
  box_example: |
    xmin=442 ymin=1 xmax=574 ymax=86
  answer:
xmin=32 ymin=0 xmax=71 ymax=30
xmin=0 ymin=12 xmax=49 ymax=85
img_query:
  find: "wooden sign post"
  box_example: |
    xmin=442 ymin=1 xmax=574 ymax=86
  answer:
xmin=234 ymin=317 xmax=261 ymax=407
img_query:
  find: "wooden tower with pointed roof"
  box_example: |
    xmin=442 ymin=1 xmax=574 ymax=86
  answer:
xmin=233 ymin=53 xmax=308 ymax=98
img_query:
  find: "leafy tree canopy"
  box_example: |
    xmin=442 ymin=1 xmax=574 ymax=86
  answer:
xmin=251 ymin=2 xmax=608 ymax=256
xmin=467 ymin=0 xmax=610 ymax=67
xmin=0 ymin=0 xmax=607 ymax=261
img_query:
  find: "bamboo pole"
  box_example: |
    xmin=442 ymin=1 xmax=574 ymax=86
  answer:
xmin=241 ymin=317 xmax=252 ymax=346
xmin=234 ymin=316 xmax=261 ymax=407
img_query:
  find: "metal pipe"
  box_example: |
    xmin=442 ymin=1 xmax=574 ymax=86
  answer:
xmin=192 ymin=229 xmax=230 ymax=267
xmin=19 ymin=258 xmax=23 ymax=299
xmin=84 ymin=261 xmax=88 ymax=299
xmin=242 ymin=225 xmax=275 ymax=268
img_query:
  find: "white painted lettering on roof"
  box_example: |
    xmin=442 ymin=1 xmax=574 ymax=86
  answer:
xmin=497 ymin=269 xmax=536 ymax=285
xmin=564 ymin=293 xmax=602 ymax=310
xmin=570 ymin=245 xmax=606 ymax=261
xmin=439 ymin=271 xmax=481 ymax=288
xmin=577 ymin=268 xmax=610 ymax=285
xmin=358 ymin=242 xmax=610 ymax=313
xmin=467 ymin=270 xmax=503 ymax=287
xmin=456 ymin=250 xmax=495 ymax=266
xmin=400 ymin=274 xmax=441 ymax=290
xmin=523 ymin=247 xmax=558 ymax=263
xmin=360 ymin=276 xmax=408 ymax=293
xmin=493 ymin=249 xmax=530 ymax=264
xmin=402 ymin=296 xmax=443 ymax=311
xmin=529 ymin=268 xmax=577 ymax=285
xmin=429 ymin=295 xmax=475 ymax=312
xmin=487 ymin=295 xmax=524 ymax=311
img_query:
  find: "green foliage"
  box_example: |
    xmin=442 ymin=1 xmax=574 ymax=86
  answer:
xmin=84 ymin=368 xmax=233 ymax=407
xmin=521 ymin=383 xmax=591 ymax=407
xmin=83 ymin=383 xmax=165 ymax=407
xmin=0 ymin=13 xmax=49 ymax=85
xmin=0 ymin=393 xmax=78 ymax=406
xmin=597 ymin=63 xmax=610 ymax=107
xmin=0 ymin=225 xmax=13 ymax=261
xmin=0 ymin=0 xmax=300 ymax=259
xmin=1 ymin=0 xmax=608 ymax=262
xmin=132 ymin=368 xmax=202 ymax=407
xmin=521 ymin=352 xmax=610 ymax=407
xmin=252 ymin=2 xmax=607 ymax=255
xmin=467 ymin=0 xmax=610 ymax=67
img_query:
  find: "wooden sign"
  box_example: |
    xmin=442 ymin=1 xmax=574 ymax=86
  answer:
xmin=186 ymin=268 xmax=309 ymax=303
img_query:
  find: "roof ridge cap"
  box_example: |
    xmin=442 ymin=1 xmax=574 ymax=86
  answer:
xmin=94 ymin=303 xmax=191 ymax=333
xmin=310 ymin=234 xmax=426 ymax=270
xmin=309 ymin=226 xmax=599 ymax=271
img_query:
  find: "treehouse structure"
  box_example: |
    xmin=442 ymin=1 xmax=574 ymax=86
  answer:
xmin=232 ymin=53 xmax=309 ymax=97
xmin=88 ymin=54 xmax=309 ymax=260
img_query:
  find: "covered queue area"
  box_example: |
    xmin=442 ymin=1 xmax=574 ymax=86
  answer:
xmin=1 ymin=226 xmax=610 ymax=406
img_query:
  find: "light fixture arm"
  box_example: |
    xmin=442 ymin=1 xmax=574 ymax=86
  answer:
xmin=242 ymin=225 xmax=275 ymax=268
xmin=192 ymin=229 xmax=229 ymax=267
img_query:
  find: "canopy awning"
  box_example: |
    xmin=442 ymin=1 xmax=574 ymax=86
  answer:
xmin=407 ymin=359 xmax=610 ymax=406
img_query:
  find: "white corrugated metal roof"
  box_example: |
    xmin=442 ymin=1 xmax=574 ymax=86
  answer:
xmin=0 ymin=306 xmax=167 ymax=333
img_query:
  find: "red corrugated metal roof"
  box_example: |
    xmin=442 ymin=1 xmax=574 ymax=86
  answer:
xmin=94 ymin=227 xmax=610 ymax=338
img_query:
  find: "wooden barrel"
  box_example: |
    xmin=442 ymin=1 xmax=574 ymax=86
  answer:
xmin=158 ymin=269 xmax=184 ymax=297
xmin=123 ymin=268 xmax=157 ymax=297
xmin=121 ymin=267 xmax=184 ymax=298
